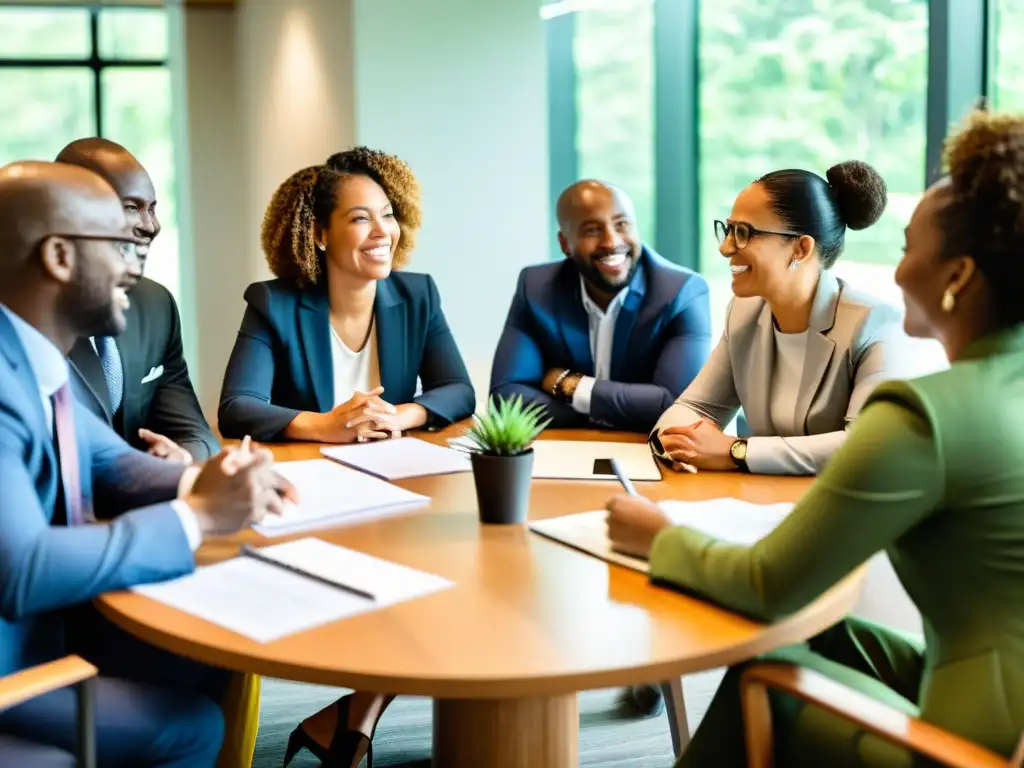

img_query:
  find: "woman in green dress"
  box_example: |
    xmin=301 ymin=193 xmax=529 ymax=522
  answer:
xmin=606 ymin=109 xmax=1024 ymax=767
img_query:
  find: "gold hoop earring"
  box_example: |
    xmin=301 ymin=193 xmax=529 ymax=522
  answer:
xmin=941 ymin=289 xmax=956 ymax=313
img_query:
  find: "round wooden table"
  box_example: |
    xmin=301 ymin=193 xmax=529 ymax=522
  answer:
xmin=97 ymin=426 xmax=863 ymax=768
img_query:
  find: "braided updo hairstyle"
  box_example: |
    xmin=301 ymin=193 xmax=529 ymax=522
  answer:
xmin=261 ymin=147 xmax=422 ymax=287
xmin=940 ymin=110 xmax=1024 ymax=324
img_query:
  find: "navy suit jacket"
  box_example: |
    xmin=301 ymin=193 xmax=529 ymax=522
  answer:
xmin=218 ymin=272 xmax=476 ymax=441
xmin=489 ymin=247 xmax=711 ymax=432
xmin=0 ymin=311 xmax=193 ymax=676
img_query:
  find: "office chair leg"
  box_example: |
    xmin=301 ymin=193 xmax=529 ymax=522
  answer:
xmin=75 ymin=677 xmax=96 ymax=768
xmin=661 ymin=678 xmax=690 ymax=757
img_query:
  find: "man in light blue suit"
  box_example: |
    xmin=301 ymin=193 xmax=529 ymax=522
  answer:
xmin=0 ymin=160 xmax=292 ymax=766
xmin=490 ymin=180 xmax=712 ymax=432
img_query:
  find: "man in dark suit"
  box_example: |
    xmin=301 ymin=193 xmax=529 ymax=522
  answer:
xmin=490 ymin=180 xmax=712 ymax=433
xmin=0 ymin=160 xmax=292 ymax=765
xmin=56 ymin=138 xmax=219 ymax=462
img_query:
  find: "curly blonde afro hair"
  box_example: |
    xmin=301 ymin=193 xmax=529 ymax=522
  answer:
xmin=940 ymin=109 xmax=1024 ymax=323
xmin=261 ymin=147 xmax=422 ymax=287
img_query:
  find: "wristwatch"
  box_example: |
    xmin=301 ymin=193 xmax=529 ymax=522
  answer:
xmin=730 ymin=439 xmax=749 ymax=472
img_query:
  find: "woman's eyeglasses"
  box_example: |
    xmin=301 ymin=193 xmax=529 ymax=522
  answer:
xmin=714 ymin=219 xmax=801 ymax=250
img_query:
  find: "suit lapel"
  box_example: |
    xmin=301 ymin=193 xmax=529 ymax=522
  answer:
xmin=610 ymin=255 xmax=647 ymax=381
xmin=374 ymin=279 xmax=405 ymax=401
xmin=794 ymin=271 xmax=841 ymax=430
xmin=68 ymin=337 xmax=113 ymax=422
xmin=298 ymin=287 xmax=334 ymax=412
xmin=555 ymin=264 xmax=594 ymax=374
xmin=744 ymin=303 xmax=777 ymax=430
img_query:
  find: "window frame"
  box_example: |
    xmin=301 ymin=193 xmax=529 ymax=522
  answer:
xmin=0 ymin=4 xmax=167 ymax=139
xmin=544 ymin=0 xmax=996 ymax=269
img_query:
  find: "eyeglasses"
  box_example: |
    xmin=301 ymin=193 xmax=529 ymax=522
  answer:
xmin=714 ymin=219 xmax=801 ymax=250
xmin=45 ymin=233 xmax=141 ymax=263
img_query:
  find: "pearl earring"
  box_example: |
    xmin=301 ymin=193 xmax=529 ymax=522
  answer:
xmin=789 ymin=259 xmax=800 ymax=271
xmin=941 ymin=289 xmax=956 ymax=313
xmin=317 ymin=242 xmax=326 ymax=252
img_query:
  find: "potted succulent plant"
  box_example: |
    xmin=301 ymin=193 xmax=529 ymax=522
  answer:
xmin=459 ymin=395 xmax=550 ymax=524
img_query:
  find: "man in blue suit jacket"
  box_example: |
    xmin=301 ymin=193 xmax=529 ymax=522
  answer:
xmin=490 ymin=180 xmax=711 ymax=432
xmin=0 ymin=161 xmax=290 ymax=766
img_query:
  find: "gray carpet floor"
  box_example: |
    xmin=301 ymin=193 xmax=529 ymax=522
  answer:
xmin=253 ymin=670 xmax=725 ymax=767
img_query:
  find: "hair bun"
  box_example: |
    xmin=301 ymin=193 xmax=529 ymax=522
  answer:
xmin=825 ymin=160 xmax=887 ymax=230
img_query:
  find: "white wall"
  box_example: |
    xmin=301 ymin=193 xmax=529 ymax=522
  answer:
xmin=352 ymin=0 xmax=549 ymax=405
xmin=179 ymin=6 xmax=245 ymax=416
xmin=179 ymin=0 xmax=548 ymax=416
xmin=181 ymin=0 xmax=358 ymax=415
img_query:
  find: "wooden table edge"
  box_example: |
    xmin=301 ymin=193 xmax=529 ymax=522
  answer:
xmin=95 ymin=564 xmax=864 ymax=698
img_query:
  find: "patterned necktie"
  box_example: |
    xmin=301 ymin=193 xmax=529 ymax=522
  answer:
xmin=96 ymin=336 xmax=123 ymax=414
xmin=51 ymin=383 xmax=85 ymax=526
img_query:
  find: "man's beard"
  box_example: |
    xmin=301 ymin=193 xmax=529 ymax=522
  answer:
xmin=575 ymin=246 xmax=640 ymax=294
xmin=60 ymin=261 xmax=125 ymax=338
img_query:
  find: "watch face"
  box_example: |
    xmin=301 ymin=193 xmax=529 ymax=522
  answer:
xmin=732 ymin=440 xmax=747 ymax=461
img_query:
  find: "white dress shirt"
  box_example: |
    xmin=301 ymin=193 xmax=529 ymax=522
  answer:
xmin=331 ymin=321 xmax=381 ymax=407
xmin=0 ymin=305 xmax=201 ymax=549
xmin=571 ymin=276 xmax=629 ymax=414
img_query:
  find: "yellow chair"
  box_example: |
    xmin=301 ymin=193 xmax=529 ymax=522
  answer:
xmin=217 ymin=672 xmax=261 ymax=768
xmin=740 ymin=662 xmax=1024 ymax=768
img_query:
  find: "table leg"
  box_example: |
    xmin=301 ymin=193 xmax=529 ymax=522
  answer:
xmin=432 ymin=694 xmax=578 ymax=768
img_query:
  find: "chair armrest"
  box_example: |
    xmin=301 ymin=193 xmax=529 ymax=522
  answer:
xmin=0 ymin=655 xmax=98 ymax=712
xmin=740 ymin=663 xmax=1012 ymax=768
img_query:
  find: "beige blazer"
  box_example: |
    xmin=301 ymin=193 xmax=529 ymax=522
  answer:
xmin=653 ymin=270 xmax=917 ymax=475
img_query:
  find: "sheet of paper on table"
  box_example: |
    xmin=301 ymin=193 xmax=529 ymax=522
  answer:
xmin=132 ymin=538 xmax=454 ymax=643
xmin=320 ymin=437 xmax=472 ymax=480
xmin=254 ymin=459 xmax=430 ymax=536
xmin=528 ymin=498 xmax=795 ymax=573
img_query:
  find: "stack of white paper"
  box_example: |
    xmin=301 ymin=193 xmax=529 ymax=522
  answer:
xmin=320 ymin=437 xmax=471 ymax=480
xmin=257 ymin=459 xmax=429 ymax=536
xmin=133 ymin=538 xmax=454 ymax=643
xmin=529 ymin=498 xmax=794 ymax=573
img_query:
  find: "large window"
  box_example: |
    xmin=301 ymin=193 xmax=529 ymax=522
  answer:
xmin=546 ymin=0 xmax=933 ymax=335
xmin=572 ymin=0 xmax=655 ymax=239
xmin=0 ymin=6 xmax=180 ymax=300
xmin=993 ymin=0 xmax=1024 ymax=111
xmin=699 ymin=0 xmax=929 ymax=325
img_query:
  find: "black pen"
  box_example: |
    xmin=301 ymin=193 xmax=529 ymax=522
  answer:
xmin=239 ymin=544 xmax=377 ymax=602
xmin=609 ymin=457 xmax=638 ymax=496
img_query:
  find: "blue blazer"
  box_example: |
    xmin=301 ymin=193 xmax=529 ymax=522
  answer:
xmin=0 ymin=311 xmax=193 ymax=676
xmin=218 ymin=272 xmax=476 ymax=441
xmin=490 ymin=247 xmax=712 ymax=431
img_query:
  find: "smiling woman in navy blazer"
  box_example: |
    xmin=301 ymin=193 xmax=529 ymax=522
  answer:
xmin=219 ymin=148 xmax=474 ymax=766
xmin=218 ymin=147 xmax=475 ymax=447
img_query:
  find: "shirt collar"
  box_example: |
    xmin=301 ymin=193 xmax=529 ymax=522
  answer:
xmin=579 ymin=275 xmax=629 ymax=318
xmin=0 ymin=304 xmax=69 ymax=397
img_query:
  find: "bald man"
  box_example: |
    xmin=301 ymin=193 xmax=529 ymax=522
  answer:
xmin=0 ymin=161 xmax=290 ymax=766
xmin=490 ymin=180 xmax=712 ymax=432
xmin=56 ymin=138 xmax=218 ymax=463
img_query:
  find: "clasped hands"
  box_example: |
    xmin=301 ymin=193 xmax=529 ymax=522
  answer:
xmin=658 ymin=419 xmax=737 ymax=472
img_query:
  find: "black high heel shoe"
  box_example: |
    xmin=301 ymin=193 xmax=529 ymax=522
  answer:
xmin=283 ymin=694 xmax=373 ymax=768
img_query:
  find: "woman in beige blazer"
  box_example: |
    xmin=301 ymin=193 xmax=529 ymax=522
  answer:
xmin=653 ymin=161 xmax=913 ymax=475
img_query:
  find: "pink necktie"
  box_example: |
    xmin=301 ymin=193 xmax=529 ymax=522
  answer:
xmin=52 ymin=383 xmax=85 ymax=526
